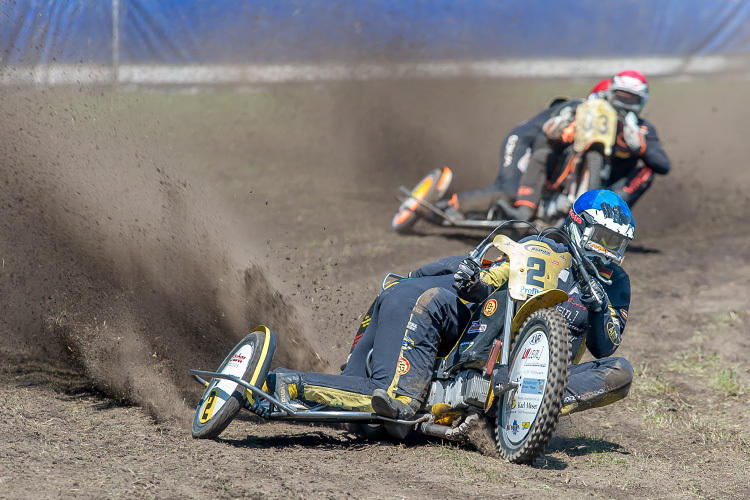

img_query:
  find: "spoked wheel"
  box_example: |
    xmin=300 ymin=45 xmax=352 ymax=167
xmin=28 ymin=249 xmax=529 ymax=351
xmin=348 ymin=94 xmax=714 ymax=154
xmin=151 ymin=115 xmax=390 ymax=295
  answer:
xmin=496 ymin=309 xmax=569 ymax=463
xmin=391 ymin=167 xmax=452 ymax=234
xmin=191 ymin=326 xmax=276 ymax=439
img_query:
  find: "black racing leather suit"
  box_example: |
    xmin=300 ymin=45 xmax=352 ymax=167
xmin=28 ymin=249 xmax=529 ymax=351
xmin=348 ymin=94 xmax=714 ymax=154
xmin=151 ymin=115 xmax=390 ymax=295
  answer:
xmin=455 ymin=99 xmax=576 ymax=216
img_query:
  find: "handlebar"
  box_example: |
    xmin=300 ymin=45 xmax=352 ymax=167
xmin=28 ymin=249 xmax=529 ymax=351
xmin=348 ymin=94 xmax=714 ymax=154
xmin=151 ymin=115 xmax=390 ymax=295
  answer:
xmin=462 ymin=223 xmax=610 ymax=310
xmin=539 ymin=227 xmax=610 ymax=306
xmin=467 ymin=219 xmax=540 ymax=263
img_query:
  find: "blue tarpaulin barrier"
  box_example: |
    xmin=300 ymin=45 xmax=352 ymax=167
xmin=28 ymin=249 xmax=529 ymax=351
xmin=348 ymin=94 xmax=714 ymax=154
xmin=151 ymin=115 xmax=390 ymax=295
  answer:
xmin=2 ymin=0 xmax=750 ymax=66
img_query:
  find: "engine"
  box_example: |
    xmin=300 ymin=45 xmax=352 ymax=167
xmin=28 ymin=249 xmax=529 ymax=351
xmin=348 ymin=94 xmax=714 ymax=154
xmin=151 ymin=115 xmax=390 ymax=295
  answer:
xmin=424 ymin=370 xmax=491 ymax=410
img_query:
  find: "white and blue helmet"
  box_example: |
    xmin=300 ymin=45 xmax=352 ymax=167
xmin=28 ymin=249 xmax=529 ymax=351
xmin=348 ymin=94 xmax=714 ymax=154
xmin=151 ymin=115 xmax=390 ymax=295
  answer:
xmin=565 ymin=190 xmax=635 ymax=265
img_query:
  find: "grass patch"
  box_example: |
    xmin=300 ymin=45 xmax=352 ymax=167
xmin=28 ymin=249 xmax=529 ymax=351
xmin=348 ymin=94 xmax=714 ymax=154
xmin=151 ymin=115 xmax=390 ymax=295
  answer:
xmin=708 ymin=310 xmax=743 ymax=330
xmin=712 ymin=368 xmax=745 ymax=397
xmin=433 ymin=443 xmax=509 ymax=481
xmin=587 ymin=453 xmax=628 ymax=467
xmin=642 ymin=401 xmax=676 ymax=429
xmin=683 ymin=413 xmax=750 ymax=451
xmin=667 ymin=348 xmax=747 ymax=397
xmin=632 ymin=363 xmax=677 ymax=397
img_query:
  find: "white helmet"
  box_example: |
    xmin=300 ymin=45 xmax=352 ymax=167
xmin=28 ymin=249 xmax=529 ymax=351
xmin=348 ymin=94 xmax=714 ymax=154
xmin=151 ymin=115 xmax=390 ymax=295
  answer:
xmin=608 ymin=70 xmax=649 ymax=115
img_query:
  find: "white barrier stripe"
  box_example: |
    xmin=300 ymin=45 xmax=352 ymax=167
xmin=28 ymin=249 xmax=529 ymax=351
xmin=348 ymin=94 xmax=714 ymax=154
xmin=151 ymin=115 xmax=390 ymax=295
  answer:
xmin=1 ymin=56 xmax=749 ymax=86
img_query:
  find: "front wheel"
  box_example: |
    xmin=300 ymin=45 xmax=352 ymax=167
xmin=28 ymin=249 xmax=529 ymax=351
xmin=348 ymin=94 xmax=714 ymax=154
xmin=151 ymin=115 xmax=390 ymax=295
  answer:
xmin=496 ymin=309 xmax=569 ymax=464
xmin=191 ymin=326 xmax=276 ymax=439
xmin=574 ymin=149 xmax=604 ymax=198
xmin=391 ymin=167 xmax=452 ymax=234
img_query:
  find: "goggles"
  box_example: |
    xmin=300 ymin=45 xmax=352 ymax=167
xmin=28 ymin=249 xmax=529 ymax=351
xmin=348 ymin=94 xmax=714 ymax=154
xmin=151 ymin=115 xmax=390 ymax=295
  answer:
xmin=580 ymin=224 xmax=630 ymax=264
xmin=612 ymin=90 xmax=642 ymax=106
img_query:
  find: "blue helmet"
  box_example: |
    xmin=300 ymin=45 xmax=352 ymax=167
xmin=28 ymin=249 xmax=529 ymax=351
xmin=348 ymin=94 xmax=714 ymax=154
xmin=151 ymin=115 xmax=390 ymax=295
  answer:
xmin=565 ymin=190 xmax=635 ymax=265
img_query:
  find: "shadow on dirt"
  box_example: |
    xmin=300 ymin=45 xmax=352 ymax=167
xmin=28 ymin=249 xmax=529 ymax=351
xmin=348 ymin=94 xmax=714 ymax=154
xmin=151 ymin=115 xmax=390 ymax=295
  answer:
xmin=401 ymin=225 xmax=526 ymax=248
xmin=219 ymin=429 xmax=370 ymax=451
xmin=626 ymin=244 xmax=662 ymax=255
xmin=218 ymin=423 xmax=466 ymax=453
xmin=547 ymin=434 xmax=629 ymax=458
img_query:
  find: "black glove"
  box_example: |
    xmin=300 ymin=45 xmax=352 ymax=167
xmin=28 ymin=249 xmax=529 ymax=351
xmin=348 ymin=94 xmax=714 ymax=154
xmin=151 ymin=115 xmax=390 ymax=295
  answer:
xmin=453 ymin=257 xmax=482 ymax=293
xmin=580 ymin=278 xmax=607 ymax=313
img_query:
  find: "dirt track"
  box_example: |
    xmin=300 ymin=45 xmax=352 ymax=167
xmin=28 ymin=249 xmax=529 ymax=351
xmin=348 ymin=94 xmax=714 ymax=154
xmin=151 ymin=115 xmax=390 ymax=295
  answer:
xmin=1 ymin=79 xmax=749 ymax=499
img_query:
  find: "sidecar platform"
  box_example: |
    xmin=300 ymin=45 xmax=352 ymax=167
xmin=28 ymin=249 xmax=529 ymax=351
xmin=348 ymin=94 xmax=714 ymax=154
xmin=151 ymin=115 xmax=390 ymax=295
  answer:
xmin=396 ymin=186 xmax=529 ymax=230
xmin=190 ymin=369 xmax=413 ymax=425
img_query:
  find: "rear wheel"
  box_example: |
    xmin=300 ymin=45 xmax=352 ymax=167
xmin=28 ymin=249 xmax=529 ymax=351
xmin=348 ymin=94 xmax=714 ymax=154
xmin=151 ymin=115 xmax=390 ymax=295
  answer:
xmin=391 ymin=167 xmax=452 ymax=234
xmin=191 ymin=327 xmax=276 ymax=439
xmin=496 ymin=309 xmax=569 ymax=463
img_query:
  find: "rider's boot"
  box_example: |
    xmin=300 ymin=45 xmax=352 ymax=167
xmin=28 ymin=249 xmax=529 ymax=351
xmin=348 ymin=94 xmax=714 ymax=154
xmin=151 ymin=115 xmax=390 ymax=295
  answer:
xmin=372 ymin=389 xmax=420 ymax=440
xmin=430 ymin=194 xmax=464 ymax=222
xmin=267 ymin=371 xmax=304 ymax=406
xmin=371 ymin=389 xmax=418 ymax=419
xmin=496 ymin=200 xmax=534 ymax=222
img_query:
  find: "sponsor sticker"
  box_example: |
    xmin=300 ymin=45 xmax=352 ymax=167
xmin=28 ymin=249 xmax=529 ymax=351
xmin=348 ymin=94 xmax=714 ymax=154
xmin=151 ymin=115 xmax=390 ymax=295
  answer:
xmin=524 ymin=243 xmax=551 ymax=256
xmin=468 ymin=320 xmax=487 ymax=334
xmin=401 ymin=336 xmax=415 ymax=350
xmin=607 ymin=321 xmax=621 ymax=345
xmin=406 ymin=321 xmax=417 ymax=332
xmin=229 ymin=353 xmax=247 ymax=366
xmin=520 ymin=377 xmax=545 ymax=395
xmin=459 ymin=341 xmax=474 ymax=353
xmin=529 ymin=332 xmax=543 ymax=345
xmin=521 ymin=348 xmax=542 ymax=360
xmin=569 ymin=208 xmax=583 ymax=224
xmin=588 ymin=242 xmax=617 ymax=259
xmin=396 ymin=357 xmax=410 ymax=375
xmin=483 ymin=299 xmax=498 ymax=317
xmin=558 ymin=268 xmax=570 ymax=282
xmin=515 ymin=399 xmax=539 ymax=410
xmin=620 ymin=309 xmax=628 ymax=320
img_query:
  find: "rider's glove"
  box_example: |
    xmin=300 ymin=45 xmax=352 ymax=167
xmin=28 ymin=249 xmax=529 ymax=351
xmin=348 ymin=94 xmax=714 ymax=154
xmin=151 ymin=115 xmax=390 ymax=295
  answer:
xmin=623 ymin=111 xmax=645 ymax=151
xmin=542 ymin=106 xmax=574 ymax=140
xmin=453 ymin=257 xmax=482 ymax=293
xmin=580 ymin=278 xmax=607 ymax=314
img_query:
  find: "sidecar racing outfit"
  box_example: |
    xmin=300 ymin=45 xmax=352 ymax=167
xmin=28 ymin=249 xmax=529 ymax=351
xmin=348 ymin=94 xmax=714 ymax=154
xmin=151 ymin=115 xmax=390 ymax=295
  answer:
xmin=271 ymin=238 xmax=634 ymax=421
xmin=510 ymin=73 xmax=671 ymax=219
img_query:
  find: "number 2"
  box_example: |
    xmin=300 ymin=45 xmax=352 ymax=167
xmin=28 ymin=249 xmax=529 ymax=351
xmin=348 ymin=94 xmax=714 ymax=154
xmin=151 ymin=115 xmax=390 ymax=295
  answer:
xmin=526 ymin=257 xmax=546 ymax=287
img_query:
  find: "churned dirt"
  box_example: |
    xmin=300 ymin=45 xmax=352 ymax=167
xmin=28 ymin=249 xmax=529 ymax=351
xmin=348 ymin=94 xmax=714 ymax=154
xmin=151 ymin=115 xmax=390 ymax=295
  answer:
xmin=1 ymin=78 xmax=749 ymax=499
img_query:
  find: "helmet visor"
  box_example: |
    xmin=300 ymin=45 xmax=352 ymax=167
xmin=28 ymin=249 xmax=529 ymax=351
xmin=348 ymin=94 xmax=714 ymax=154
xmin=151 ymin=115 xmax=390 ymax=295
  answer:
xmin=582 ymin=225 xmax=630 ymax=264
xmin=611 ymin=90 xmax=645 ymax=113
xmin=612 ymin=90 xmax=641 ymax=105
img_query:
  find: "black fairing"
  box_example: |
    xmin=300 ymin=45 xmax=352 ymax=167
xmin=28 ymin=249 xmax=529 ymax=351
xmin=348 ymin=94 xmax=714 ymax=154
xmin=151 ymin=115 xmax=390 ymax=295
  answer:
xmin=442 ymin=288 xmax=507 ymax=375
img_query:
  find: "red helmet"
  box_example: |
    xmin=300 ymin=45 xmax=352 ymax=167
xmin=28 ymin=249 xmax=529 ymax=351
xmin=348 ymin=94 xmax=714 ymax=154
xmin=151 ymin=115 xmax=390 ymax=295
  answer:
xmin=608 ymin=70 xmax=649 ymax=114
xmin=589 ymin=78 xmax=611 ymax=98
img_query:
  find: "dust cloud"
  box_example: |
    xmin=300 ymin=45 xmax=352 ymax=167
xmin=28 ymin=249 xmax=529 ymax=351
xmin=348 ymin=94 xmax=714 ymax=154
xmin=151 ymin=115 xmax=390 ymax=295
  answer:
xmin=0 ymin=88 xmax=326 ymax=423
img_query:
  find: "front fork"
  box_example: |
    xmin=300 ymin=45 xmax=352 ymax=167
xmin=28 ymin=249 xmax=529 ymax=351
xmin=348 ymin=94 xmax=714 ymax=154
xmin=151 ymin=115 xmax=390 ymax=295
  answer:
xmin=500 ymin=294 xmax=515 ymax=365
xmin=493 ymin=295 xmax=517 ymax=396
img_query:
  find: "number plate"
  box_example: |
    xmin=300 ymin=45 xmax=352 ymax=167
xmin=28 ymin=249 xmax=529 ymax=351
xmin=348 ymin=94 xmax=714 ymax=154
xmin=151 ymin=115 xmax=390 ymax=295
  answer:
xmin=493 ymin=235 xmax=572 ymax=301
